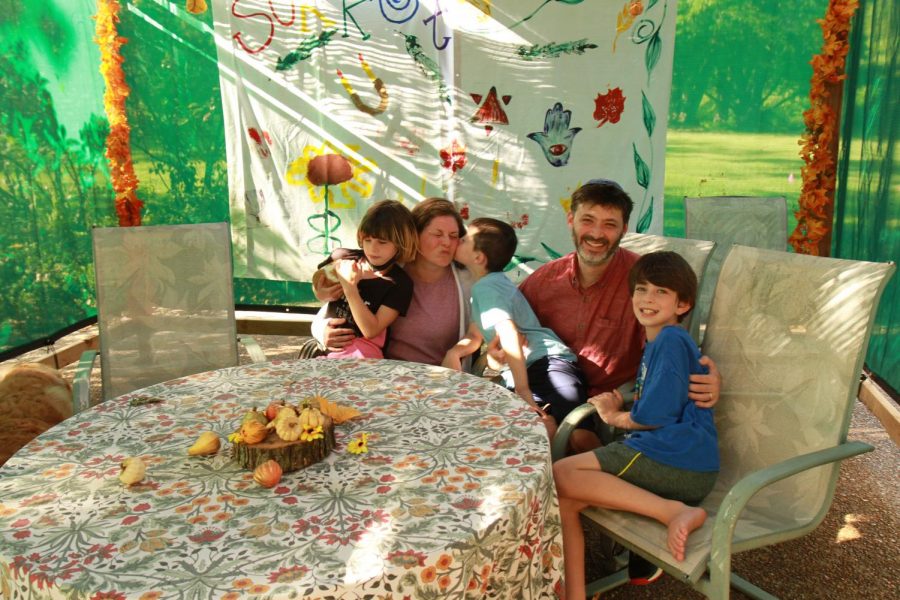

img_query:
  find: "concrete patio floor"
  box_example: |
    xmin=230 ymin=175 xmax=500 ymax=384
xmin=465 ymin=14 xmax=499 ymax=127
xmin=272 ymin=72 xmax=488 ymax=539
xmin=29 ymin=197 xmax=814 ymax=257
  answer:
xmin=5 ymin=331 xmax=898 ymax=599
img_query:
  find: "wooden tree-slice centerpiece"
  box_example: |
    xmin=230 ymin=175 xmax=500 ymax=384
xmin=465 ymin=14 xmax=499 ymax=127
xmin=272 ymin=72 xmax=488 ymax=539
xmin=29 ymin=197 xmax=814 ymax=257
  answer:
xmin=232 ymin=415 xmax=335 ymax=472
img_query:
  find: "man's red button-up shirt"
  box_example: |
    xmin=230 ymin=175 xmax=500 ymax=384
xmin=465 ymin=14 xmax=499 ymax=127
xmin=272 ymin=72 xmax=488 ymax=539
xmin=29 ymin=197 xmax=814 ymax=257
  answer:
xmin=520 ymin=249 xmax=644 ymax=397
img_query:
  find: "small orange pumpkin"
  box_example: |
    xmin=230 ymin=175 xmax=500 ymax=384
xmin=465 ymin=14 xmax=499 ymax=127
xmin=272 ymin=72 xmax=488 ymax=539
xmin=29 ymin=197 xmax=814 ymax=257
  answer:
xmin=265 ymin=400 xmax=285 ymax=421
xmin=240 ymin=420 xmax=268 ymax=445
xmin=253 ymin=460 xmax=282 ymax=488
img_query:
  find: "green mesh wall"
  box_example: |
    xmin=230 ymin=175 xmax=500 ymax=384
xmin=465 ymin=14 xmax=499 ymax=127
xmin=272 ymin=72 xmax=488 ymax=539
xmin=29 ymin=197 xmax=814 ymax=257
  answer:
xmin=0 ymin=1 xmax=111 ymax=354
xmin=834 ymin=0 xmax=898 ymax=391
xmin=115 ymin=1 xmax=316 ymax=308
xmin=0 ymin=1 xmax=316 ymax=358
xmin=1 ymin=0 xmax=896 ymax=389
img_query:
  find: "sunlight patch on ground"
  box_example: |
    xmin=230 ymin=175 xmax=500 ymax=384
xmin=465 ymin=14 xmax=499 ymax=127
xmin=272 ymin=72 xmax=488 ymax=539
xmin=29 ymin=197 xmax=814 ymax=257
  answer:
xmin=835 ymin=513 xmax=864 ymax=543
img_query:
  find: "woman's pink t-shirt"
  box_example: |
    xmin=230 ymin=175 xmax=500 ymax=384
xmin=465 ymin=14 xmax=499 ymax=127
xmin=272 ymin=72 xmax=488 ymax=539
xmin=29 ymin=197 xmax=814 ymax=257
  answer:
xmin=386 ymin=267 xmax=460 ymax=365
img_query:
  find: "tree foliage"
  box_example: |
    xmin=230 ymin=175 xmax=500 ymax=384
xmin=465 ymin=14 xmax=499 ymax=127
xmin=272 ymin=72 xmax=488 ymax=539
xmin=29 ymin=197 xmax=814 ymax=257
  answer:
xmin=671 ymin=0 xmax=823 ymax=132
xmin=0 ymin=42 xmax=113 ymax=351
xmin=118 ymin=5 xmax=229 ymax=225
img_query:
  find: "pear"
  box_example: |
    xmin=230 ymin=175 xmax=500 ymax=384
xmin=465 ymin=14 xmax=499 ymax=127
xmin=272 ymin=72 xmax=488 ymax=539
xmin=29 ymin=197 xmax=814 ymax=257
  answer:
xmin=241 ymin=408 xmax=268 ymax=427
xmin=187 ymin=431 xmax=221 ymax=456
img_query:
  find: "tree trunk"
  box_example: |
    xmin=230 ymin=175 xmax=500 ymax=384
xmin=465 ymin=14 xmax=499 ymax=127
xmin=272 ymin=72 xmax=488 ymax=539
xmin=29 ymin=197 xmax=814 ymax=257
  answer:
xmin=232 ymin=417 xmax=335 ymax=472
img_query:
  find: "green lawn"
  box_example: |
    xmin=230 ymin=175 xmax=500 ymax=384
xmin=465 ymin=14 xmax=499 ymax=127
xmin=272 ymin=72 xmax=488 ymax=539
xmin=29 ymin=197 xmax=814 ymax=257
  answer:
xmin=662 ymin=129 xmax=807 ymax=237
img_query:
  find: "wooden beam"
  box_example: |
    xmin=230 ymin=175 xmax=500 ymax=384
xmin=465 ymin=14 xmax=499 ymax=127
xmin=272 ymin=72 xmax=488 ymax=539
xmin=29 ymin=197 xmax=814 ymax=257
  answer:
xmin=8 ymin=312 xmax=314 ymax=370
xmin=858 ymin=377 xmax=900 ymax=447
xmin=33 ymin=336 xmax=99 ymax=369
xmin=236 ymin=310 xmax=315 ymax=337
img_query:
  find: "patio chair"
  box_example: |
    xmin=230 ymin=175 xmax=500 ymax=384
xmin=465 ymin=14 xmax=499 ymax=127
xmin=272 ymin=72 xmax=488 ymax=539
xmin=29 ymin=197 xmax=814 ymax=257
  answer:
xmin=73 ymin=223 xmax=265 ymax=411
xmin=551 ymin=245 xmax=895 ymax=598
xmin=620 ymin=232 xmax=716 ymax=343
xmin=684 ymin=195 xmax=787 ymax=344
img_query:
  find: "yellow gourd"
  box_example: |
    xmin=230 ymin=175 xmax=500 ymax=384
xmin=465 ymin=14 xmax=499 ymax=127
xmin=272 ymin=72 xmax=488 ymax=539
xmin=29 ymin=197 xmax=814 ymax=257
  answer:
xmin=267 ymin=405 xmax=298 ymax=429
xmin=119 ymin=457 xmax=146 ymax=485
xmin=299 ymin=406 xmax=325 ymax=429
xmin=275 ymin=414 xmax=302 ymax=442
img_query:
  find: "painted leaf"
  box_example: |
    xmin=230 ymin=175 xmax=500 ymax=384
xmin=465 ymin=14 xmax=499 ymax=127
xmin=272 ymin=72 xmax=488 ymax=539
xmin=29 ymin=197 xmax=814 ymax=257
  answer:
xmin=636 ymin=197 xmax=653 ymax=233
xmin=645 ymin=31 xmax=661 ymax=76
xmin=632 ymin=143 xmax=650 ymax=189
xmin=517 ymin=39 xmax=598 ymax=60
xmin=504 ymin=255 xmax=538 ymax=272
xmin=641 ymin=91 xmax=656 ymax=137
xmin=541 ymin=242 xmax=563 ymax=260
xmin=613 ymin=3 xmax=635 ymax=51
xmin=593 ymin=87 xmax=626 ymax=127
xmin=647 ymin=0 xmax=659 ymax=9
xmin=276 ymin=30 xmax=336 ymax=71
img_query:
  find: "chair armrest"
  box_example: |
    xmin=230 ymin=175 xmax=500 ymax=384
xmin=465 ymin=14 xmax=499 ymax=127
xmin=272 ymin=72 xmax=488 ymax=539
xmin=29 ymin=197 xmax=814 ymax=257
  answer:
xmin=708 ymin=440 xmax=874 ymax=590
xmin=550 ymin=380 xmax=636 ymax=461
xmin=239 ymin=336 xmax=267 ymax=363
xmin=73 ymin=350 xmax=98 ymax=413
xmin=551 ymin=403 xmax=598 ymax=461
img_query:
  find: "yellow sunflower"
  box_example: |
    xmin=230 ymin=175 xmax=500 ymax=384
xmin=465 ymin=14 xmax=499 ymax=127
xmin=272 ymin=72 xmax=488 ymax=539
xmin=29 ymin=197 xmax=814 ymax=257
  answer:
xmin=347 ymin=432 xmax=369 ymax=454
xmin=300 ymin=424 xmax=324 ymax=442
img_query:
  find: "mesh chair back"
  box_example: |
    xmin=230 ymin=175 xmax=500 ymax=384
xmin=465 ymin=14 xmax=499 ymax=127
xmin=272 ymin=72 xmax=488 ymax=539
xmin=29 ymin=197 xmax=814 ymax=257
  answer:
xmin=684 ymin=195 xmax=787 ymax=344
xmin=577 ymin=246 xmax=893 ymax=584
xmin=619 ymin=232 xmax=716 ymax=343
xmin=701 ymin=246 xmax=894 ymax=545
xmin=92 ymin=223 xmax=239 ymax=399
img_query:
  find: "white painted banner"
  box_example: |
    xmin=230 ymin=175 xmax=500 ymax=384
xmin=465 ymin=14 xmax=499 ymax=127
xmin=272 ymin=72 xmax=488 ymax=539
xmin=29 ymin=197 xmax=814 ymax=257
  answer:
xmin=213 ymin=0 xmax=677 ymax=282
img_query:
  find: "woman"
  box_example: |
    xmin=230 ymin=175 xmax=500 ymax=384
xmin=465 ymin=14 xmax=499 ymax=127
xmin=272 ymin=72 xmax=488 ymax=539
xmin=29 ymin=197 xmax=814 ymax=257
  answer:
xmin=312 ymin=198 xmax=473 ymax=368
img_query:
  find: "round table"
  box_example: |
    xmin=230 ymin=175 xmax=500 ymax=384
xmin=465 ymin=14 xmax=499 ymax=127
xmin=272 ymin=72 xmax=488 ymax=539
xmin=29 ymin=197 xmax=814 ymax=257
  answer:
xmin=0 ymin=359 xmax=563 ymax=599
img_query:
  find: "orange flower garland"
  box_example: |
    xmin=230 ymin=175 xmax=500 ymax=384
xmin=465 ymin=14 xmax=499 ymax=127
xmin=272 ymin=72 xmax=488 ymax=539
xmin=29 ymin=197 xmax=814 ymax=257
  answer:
xmin=789 ymin=0 xmax=859 ymax=255
xmin=96 ymin=0 xmax=143 ymax=226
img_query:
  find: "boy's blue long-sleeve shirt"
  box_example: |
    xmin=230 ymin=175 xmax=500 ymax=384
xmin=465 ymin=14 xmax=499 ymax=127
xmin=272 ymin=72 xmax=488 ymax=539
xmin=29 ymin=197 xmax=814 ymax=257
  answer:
xmin=624 ymin=325 xmax=719 ymax=472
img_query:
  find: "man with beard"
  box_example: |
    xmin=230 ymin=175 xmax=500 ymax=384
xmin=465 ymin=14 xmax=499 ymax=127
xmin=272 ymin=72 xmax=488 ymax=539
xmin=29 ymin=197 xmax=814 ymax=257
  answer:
xmin=517 ymin=179 xmax=721 ymax=453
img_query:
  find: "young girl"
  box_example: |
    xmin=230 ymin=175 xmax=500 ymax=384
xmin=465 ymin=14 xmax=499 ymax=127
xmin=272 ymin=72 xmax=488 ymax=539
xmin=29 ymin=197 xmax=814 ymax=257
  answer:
xmin=314 ymin=200 xmax=417 ymax=359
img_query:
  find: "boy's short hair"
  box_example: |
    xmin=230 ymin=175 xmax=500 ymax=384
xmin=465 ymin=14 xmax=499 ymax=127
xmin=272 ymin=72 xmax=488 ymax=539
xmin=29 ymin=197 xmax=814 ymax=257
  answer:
xmin=357 ymin=200 xmax=418 ymax=263
xmin=470 ymin=217 xmax=517 ymax=272
xmin=570 ymin=179 xmax=634 ymax=225
xmin=628 ymin=251 xmax=698 ymax=322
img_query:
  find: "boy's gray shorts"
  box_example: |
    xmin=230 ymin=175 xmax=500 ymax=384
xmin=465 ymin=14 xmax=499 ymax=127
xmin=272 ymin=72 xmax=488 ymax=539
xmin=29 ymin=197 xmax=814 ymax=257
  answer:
xmin=592 ymin=442 xmax=718 ymax=505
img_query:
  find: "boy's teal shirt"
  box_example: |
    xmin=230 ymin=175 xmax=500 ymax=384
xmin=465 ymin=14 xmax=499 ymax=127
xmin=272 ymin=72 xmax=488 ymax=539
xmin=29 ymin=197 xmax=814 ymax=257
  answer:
xmin=470 ymin=272 xmax=577 ymax=371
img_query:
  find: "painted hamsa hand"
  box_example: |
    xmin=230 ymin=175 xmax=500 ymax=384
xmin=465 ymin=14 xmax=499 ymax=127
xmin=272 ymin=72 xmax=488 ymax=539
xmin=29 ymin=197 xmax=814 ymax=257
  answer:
xmin=527 ymin=102 xmax=582 ymax=167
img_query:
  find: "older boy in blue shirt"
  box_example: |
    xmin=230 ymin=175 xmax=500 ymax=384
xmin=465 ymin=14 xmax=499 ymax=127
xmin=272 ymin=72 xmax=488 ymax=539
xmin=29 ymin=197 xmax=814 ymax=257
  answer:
xmin=442 ymin=218 xmax=586 ymax=438
xmin=553 ymin=251 xmax=719 ymax=599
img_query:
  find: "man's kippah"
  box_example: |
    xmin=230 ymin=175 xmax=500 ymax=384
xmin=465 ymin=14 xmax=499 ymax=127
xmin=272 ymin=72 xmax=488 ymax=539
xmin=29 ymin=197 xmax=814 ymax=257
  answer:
xmin=585 ymin=178 xmax=625 ymax=192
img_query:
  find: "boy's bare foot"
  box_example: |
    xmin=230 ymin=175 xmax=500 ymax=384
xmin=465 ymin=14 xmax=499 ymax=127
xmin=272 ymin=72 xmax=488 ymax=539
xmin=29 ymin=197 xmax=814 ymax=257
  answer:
xmin=667 ymin=506 xmax=707 ymax=561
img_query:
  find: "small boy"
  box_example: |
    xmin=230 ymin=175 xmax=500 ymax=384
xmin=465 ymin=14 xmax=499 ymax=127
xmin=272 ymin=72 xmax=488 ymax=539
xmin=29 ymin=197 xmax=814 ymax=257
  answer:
xmin=553 ymin=251 xmax=719 ymax=599
xmin=442 ymin=218 xmax=586 ymax=437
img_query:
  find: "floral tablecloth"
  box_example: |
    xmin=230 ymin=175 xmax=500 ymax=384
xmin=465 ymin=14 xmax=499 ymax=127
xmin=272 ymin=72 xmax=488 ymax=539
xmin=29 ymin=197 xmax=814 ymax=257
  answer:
xmin=0 ymin=359 xmax=563 ymax=599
